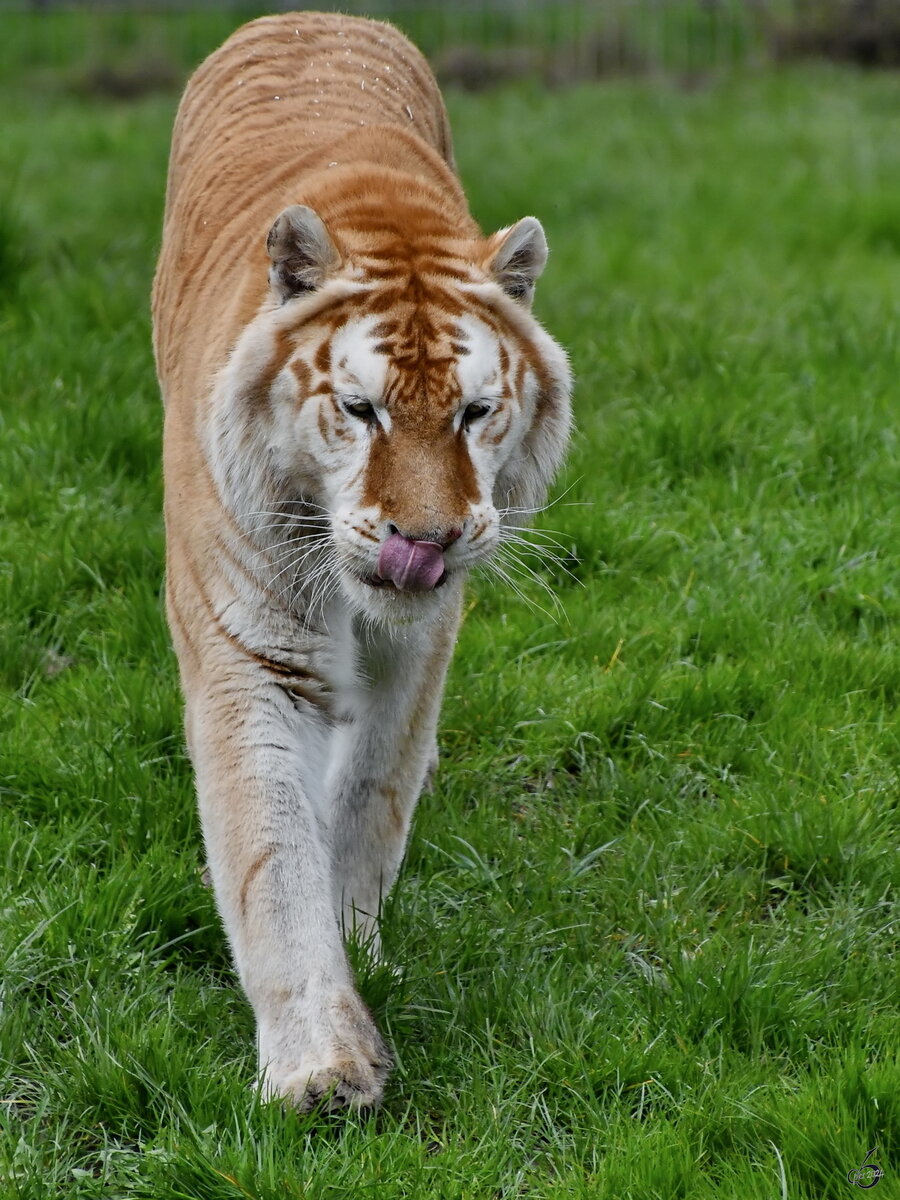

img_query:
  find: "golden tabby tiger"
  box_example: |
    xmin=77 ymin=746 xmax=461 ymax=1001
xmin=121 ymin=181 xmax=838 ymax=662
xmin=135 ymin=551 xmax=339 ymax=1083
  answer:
xmin=152 ymin=11 xmax=571 ymax=1112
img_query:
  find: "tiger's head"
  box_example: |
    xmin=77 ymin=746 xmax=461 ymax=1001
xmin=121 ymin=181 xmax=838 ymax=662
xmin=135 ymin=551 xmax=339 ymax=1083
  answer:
xmin=215 ymin=190 xmax=571 ymax=624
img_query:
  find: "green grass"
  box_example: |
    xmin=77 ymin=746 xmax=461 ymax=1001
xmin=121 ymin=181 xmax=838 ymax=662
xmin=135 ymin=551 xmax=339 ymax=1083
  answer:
xmin=2 ymin=46 xmax=899 ymax=1200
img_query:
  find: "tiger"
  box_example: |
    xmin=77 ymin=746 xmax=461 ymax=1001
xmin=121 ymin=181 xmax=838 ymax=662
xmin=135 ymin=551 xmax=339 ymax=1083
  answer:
xmin=152 ymin=11 xmax=571 ymax=1112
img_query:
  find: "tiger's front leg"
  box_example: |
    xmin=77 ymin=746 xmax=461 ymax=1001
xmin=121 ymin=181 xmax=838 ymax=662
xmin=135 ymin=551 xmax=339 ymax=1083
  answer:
xmin=328 ymin=603 xmax=462 ymax=949
xmin=184 ymin=647 xmax=392 ymax=1112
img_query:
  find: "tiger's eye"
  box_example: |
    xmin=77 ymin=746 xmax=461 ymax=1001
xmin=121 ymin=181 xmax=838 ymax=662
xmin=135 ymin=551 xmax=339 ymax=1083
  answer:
xmin=343 ymin=398 xmax=377 ymax=422
xmin=463 ymin=401 xmax=492 ymax=428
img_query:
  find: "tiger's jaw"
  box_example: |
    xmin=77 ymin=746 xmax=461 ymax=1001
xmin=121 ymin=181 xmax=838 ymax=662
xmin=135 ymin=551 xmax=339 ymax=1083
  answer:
xmin=340 ymin=562 xmax=460 ymax=625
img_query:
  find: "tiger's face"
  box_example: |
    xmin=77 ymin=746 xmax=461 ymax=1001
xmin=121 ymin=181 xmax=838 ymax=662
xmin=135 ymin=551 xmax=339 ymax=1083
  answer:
xmin=219 ymin=203 xmax=571 ymax=624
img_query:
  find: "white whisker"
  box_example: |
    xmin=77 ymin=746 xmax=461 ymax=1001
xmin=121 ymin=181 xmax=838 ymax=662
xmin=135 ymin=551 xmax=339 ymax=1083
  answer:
xmin=493 ymin=546 xmax=566 ymax=613
xmin=497 ymin=533 xmax=583 ymax=588
xmin=268 ymin=540 xmax=331 ymax=593
xmin=243 ymin=498 xmax=330 ymax=515
xmin=248 ymin=533 xmax=328 ymax=567
xmin=305 ymin=553 xmax=344 ymax=627
xmin=498 ymin=477 xmax=588 ymax=519
xmin=243 ymin=515 xmax=331 ymax=537
xmin=499 ymin=534 xmax=570 ymax=565
xmin=481 ymin=557 xmax=558 ymax=622
xmin=500 ymin=526 xmax=575 ymax=553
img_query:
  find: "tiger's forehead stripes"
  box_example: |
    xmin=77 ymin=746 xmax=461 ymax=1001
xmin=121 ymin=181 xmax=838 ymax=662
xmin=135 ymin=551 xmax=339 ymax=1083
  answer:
xmin=370 ymin=302 xmax=467 ymax=413
xmin=309 ymin=291 xmax=492 ymax=422
xmin=382 ymin=355 xmax=464 ymax=420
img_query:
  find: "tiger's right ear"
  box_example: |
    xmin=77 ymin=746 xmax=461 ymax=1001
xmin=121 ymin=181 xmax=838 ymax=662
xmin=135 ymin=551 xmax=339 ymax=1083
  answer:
xmin=266 ymin=205 xmax=342 ymax=302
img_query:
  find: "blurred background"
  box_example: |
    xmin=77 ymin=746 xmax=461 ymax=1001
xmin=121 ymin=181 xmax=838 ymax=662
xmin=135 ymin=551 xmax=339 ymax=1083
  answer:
xmin=4 ymin=0 xmax=900 ymax=97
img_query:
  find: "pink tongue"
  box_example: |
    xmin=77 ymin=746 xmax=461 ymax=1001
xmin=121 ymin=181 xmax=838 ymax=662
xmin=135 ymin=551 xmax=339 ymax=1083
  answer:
xmin=377 ymin=534 xmax=445 ymax=591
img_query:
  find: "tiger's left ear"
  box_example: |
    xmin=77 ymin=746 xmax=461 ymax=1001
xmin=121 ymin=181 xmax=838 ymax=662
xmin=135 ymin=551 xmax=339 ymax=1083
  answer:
xmin=266 ymin=205 xmax=342 ymax=303
xmin=484 ymin=217 xmax=548 ymax=306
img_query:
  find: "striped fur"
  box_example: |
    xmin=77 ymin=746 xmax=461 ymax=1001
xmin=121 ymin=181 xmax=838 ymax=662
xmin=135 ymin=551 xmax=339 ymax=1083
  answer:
xmin=152 ymin=11 xmax=571 ymax=1112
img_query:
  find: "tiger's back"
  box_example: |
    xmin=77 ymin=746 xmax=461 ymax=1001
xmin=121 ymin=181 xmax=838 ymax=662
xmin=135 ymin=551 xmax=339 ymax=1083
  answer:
xmin=153 ymin=12 xmax=458 ymax=402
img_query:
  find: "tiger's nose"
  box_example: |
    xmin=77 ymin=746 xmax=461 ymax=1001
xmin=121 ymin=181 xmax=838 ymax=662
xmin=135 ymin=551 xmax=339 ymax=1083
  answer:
xmin=387 ymin=523 xmax=463 ymax=548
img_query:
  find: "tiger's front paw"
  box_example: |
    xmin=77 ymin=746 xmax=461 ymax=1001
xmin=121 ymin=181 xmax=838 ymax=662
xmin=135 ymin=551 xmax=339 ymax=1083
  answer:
xmin=264 ymin=1051 xmax=391 ymax=1113
xmin=259 ymin=993 xmax=392 ymax=1113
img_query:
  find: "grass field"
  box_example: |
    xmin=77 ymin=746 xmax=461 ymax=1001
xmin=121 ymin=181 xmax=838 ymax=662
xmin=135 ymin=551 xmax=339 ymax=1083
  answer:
xmin=1 ymin=33 xmax=899 ymax=1200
